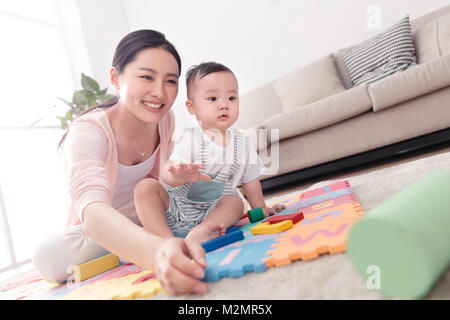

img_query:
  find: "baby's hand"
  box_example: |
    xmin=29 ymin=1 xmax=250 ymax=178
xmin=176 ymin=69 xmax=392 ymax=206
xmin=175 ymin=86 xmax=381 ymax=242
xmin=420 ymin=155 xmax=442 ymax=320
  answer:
xmin=168 ymin=161 xmax=212 ymax=184
xmin=262 ymin=204 xmax=286 ymax=218
xmin=272 ymin=204 xmax=286 ymax=213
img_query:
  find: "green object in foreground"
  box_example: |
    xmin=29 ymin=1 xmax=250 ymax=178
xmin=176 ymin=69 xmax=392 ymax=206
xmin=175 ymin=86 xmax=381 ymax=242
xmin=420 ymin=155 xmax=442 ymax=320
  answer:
xmin=347 ymin=170 xmax=450 ymax=299
xmin=248 ymin=207 xmax=264 ymax=223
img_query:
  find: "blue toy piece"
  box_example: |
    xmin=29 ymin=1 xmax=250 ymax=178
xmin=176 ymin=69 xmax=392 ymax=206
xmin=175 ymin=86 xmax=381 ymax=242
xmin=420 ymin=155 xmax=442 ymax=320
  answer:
xmin=225 ymin=226 xmax=239 ymax=234
xmin=203 ymin=236 xmax=277 ymax=282
xmin=201 ymin=230 xmax=244 ymax=253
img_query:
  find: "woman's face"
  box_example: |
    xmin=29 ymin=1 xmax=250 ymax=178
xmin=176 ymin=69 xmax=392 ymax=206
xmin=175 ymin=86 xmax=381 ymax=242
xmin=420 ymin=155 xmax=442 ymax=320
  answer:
xmin=112 ymin=47 xmax=179 ymax=123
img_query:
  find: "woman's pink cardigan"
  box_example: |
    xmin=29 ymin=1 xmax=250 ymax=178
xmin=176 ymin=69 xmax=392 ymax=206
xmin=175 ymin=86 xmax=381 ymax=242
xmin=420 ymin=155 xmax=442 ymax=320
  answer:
xmin=62 ymin=108 xmax=175 ymax=227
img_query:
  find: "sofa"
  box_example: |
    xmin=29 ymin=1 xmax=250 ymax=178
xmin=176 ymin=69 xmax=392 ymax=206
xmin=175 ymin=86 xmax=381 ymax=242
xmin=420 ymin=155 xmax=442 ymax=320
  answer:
xmin=234 ymin=5 xmax=450 ymax=191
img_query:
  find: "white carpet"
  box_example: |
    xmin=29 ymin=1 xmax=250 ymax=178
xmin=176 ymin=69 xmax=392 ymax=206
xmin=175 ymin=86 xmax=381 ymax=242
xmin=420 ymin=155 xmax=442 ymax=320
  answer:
xmin=152 ymin=150 xmax=450 ymax=300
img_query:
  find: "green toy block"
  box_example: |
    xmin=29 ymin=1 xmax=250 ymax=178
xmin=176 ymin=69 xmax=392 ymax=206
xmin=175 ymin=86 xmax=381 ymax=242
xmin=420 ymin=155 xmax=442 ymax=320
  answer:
xmin=347 ymin=170 xmax=450 ymax=299
xmin=248 ymin=207 xmax=264 ymax=223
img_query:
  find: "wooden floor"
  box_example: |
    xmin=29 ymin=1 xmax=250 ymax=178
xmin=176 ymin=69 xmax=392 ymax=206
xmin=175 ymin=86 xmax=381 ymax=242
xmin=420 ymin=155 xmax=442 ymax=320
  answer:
xmin=263 ymin=142 xmax=450 ymax=200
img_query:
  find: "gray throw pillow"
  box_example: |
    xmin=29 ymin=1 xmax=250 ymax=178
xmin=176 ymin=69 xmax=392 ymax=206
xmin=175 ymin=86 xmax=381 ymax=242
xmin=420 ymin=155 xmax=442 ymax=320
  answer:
xmin=338 ymin=15 xmax=417 ymax=86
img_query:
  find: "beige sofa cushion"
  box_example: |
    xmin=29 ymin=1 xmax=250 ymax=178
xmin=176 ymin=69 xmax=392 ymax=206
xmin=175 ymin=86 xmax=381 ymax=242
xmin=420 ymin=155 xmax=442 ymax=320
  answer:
xmin=439 ymin=13 xmax=450 ymax=55
xmin=260 ymin=86 xmax=450 ymax=179
xmin=233 ymin=81 xmax=283 ymax=130
xmin=369 ymin=54 xmax=450 ymax=112
xmin=262 ymin=84 xmax=372 ymax=144
xmin=413 ymin=19 xmax=440 ymax=63
xmin=413 ymin=13 xmax=450 ymax=63
xmin=273 ymin=54 xmax=345 ymax=112
xmin=410 ymin=5 xmax=450 ymax=32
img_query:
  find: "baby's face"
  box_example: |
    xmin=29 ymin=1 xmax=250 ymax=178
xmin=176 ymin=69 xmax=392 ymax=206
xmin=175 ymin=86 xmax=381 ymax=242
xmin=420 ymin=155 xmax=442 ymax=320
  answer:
xmin=187 ymin=71 xmax=239 ymax=132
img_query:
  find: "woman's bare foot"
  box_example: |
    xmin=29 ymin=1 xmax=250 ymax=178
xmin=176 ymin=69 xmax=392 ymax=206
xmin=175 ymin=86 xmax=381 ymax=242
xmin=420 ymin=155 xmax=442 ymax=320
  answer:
xmin=186 ymin=221 xmax=226 ymax=244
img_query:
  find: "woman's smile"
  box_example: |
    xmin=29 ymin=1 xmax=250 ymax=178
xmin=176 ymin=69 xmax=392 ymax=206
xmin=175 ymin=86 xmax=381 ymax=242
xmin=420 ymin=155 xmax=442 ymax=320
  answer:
xmin=142 ymin=100 xmax=164 ymax=112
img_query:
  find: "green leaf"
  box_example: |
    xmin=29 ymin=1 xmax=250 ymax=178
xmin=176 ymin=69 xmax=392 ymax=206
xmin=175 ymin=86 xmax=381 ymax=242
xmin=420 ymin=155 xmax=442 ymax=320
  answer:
xmin=102 ymin=94 xmax=116 ymax=101
xmin=65 ymin=111 xmax=73 ymax=121
xmin=56 ymin=73 xmax=109 ymax=129
xmin=81 ymin=73 xmax=100 ymax=92
xmin=88 ymin=97 xmax=98 ymax=106
xmin=73 ymin=90 xmax=89 ymax=107
xmin=82 ymin=89 xmax=94 ymax=98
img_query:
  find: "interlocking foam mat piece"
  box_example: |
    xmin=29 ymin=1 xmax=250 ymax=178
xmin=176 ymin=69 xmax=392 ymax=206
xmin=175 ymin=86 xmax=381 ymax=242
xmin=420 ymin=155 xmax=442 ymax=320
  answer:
xmin=0 ymin=180 xmax=364 ymax=299
xmin=203 ymin=180 xmax=364 ymax=281
xmin=0 ymin=263 xmax=162 ymax=300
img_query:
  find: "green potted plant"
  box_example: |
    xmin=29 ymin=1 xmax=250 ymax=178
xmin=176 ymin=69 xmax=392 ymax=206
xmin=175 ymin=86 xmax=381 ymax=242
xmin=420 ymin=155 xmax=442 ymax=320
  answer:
xmin=56 ymin=73 xmax=115 ymax=129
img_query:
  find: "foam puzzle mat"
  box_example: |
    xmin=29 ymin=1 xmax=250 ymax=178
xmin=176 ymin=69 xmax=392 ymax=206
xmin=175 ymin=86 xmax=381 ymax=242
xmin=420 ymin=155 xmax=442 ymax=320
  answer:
xmin=0 ymin=180 xmax=364 ymax=299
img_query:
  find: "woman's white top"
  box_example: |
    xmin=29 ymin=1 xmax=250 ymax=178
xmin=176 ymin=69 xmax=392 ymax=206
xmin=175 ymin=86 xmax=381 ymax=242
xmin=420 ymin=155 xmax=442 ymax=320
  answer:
xmin=112 ymin=145 xmax=160 ymax=209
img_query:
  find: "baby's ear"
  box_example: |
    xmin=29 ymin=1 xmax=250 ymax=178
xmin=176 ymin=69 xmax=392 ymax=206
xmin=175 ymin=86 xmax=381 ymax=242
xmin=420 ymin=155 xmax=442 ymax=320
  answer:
xmin=185 ymin=100 xmax=195 ymax=115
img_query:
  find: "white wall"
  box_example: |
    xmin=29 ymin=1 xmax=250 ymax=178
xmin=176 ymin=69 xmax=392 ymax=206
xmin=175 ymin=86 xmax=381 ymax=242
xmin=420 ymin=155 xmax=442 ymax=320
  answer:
xmin=75 ymin=0 xmax=129 ymax=88
xmin=75 ymin=0 xmax=449 ymax=129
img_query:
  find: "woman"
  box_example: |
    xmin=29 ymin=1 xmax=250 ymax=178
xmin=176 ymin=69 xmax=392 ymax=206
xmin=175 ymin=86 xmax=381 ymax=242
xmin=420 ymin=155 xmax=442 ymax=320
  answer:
xmin=32 ymin=30 xmax=208 ymax=296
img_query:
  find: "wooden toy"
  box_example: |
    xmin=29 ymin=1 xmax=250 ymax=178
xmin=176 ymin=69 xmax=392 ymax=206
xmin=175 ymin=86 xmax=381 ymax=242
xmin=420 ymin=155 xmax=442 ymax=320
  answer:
xmin=250 ymin=220 xmax=293 ymax=235
xmin=266 ymin=211 xmax=304 ymax=224
xmin=247 ymin=207 xmax=265 ymax=223
xmin=201 ymin=230 xmax=244 ymax=253
xmin=72 ymin=253 xmax=120 ymax=282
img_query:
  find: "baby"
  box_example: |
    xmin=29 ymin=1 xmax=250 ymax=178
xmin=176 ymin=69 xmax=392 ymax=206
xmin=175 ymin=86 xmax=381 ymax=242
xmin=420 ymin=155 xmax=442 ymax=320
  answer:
xmin=135 ymin=62 xmax=284 ymax=243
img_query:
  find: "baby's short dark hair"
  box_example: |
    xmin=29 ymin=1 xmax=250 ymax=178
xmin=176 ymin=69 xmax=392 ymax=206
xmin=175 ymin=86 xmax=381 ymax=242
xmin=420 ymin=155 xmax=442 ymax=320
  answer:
xmin=186 ymin=62 xmax=235 ymax=98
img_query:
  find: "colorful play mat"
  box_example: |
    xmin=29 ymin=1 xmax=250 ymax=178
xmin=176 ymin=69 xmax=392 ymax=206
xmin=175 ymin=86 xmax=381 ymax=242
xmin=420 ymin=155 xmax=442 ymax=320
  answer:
xmin=0 ymin=180 xmax=364 ymax=300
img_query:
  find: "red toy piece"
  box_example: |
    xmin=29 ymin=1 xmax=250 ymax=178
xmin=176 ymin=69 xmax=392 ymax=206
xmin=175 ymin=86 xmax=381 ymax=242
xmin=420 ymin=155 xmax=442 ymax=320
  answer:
xmin=266 ymin=211 xmax=304 ymax=224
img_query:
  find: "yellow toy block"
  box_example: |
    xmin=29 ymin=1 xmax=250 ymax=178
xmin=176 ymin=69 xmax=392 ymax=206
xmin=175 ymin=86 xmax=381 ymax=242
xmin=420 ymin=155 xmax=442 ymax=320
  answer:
xmin=250 ymin=220 xmax=293 ymax=235
xmin=72 ymin=253 xmax=120 ymax=282
xmin=62 ymin=269 xmax=165 ymax=300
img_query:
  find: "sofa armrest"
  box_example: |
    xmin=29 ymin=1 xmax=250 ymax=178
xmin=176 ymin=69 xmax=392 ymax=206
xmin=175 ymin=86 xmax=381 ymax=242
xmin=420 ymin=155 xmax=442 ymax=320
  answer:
xmin=262 ymin=84 xmax=372 ymax=142
xmin=369 ymin=54 xmax=450 ymax=112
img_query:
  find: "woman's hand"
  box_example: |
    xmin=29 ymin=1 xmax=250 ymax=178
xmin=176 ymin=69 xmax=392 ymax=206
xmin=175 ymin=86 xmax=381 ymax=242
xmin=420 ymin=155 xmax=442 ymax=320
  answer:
xmin=153 ymin=237 xmax=209 ymax=296
xmin=262 ymin=204 xmax=286 ymax=218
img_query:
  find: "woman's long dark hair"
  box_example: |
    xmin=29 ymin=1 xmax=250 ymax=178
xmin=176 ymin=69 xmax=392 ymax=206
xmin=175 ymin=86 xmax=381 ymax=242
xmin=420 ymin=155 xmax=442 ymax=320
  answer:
xmin=58 ymin=30 xmax=181 ymax=149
